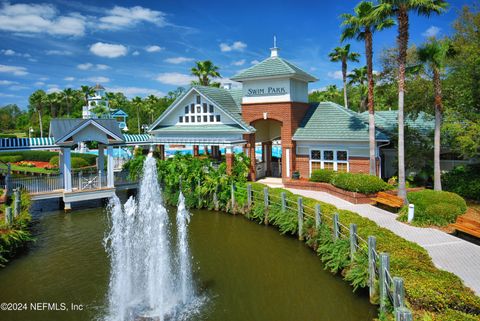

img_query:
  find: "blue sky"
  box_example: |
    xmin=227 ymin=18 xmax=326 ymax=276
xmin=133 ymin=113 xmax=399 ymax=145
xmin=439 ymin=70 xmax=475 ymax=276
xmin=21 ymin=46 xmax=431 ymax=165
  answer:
xmin=0 ymin=0 xmax=474 ymax=109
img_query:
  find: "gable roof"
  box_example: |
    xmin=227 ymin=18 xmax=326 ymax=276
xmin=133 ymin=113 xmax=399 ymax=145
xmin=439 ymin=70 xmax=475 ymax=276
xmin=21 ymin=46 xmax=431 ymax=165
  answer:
xmin=49 ymin=118 xmax=124 ymax=143
xmin=359 ymin=110 xmax=434 ymax=135
xmin=110 ymin=109 xmax=128 ymax=117
xmin=293 ymin=102 xmax=389 ymax=142
xmin=149 ymin=85 xmax=255 ymax=133
xmin=231 ymin=56 xmax=317 ymax=82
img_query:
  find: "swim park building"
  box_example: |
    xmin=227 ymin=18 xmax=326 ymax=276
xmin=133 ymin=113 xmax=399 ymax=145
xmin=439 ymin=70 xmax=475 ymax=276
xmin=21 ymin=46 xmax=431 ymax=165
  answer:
xmin=148 ymin=46 xmax=435 ymax=181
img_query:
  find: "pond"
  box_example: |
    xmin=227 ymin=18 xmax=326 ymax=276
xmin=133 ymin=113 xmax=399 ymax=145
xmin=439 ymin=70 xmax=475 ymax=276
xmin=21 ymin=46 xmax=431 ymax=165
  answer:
xmin=0 ymin=197 xmax=376 ymax=321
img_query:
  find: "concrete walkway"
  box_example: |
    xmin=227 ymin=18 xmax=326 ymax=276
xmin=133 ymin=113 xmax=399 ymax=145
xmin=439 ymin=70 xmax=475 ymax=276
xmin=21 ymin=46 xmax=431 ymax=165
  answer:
xmin=258 ymin=178 xmax=480 ymax=295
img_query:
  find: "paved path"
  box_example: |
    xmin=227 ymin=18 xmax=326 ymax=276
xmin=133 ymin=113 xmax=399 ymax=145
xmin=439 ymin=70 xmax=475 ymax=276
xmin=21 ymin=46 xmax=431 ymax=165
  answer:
xmin=258 ymin=178 xmax=480 ymax=295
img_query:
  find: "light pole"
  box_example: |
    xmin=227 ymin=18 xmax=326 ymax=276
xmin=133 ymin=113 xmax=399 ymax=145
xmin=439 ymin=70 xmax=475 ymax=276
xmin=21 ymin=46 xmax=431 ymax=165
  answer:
xmin=29 ymin=127 xmax=34 ymax=139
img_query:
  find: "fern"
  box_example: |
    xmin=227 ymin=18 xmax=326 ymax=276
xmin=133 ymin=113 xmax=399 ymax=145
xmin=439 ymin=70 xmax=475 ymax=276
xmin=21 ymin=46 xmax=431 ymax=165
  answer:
xmin=345 ymin=247 xmax=369 ymax=291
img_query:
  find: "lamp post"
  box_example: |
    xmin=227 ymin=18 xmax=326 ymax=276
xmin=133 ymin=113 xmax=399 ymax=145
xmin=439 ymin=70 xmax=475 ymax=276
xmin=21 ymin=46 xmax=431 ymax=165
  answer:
xmin=29 ymin=127 xmax=34 ymax=139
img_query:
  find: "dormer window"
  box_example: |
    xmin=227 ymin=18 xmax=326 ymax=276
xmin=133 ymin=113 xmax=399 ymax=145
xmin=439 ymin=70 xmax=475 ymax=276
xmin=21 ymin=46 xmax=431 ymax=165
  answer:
xmin=196 ymin=95 xmax=201 ymax=104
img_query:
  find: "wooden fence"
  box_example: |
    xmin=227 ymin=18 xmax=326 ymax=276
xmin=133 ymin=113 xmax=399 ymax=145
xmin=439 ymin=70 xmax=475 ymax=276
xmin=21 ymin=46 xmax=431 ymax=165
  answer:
xmin=232 ymin=183 xmax=413 ymax=321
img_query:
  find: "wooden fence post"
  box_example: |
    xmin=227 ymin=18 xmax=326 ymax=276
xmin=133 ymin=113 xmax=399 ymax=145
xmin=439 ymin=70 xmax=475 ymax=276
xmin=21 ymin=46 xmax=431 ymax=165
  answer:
xmin=379 ymin=253 xmax=390 ymax=313
xmin=213 ymin=184 xmax=219 ymax=211
xmin=263 ymin=187 xmax=269 ymax=225
xmin=281 ymin=192 xmax=286 ymax=212
xmin=5 ymin=206 xmax=13 ymax=225
xmin=333 ymin=213 xmax=340 ymax=241
xmin=315 ymin=204 xmax=321 ymax=229
xmin=393 ymin=277 xmax=405 ymax=309
xmin=349 ymin=223 xmax=358 ymax=261
xmin=368 ymin=236 xmax=377 ymax=303
xmin=297 ymin=197 xmax=304 ymax=241
xmin=197 ymin=179 xmax=202 ymax=208
xmin=14 ymin=189 xmax=21 ymax=217
xmin=395 ymin=307 xmax=413 ymax=321
xmin=231 ymin=183 xmax=235 ymax=213
xmin=247 ymin=184 xmax=252 ymax=208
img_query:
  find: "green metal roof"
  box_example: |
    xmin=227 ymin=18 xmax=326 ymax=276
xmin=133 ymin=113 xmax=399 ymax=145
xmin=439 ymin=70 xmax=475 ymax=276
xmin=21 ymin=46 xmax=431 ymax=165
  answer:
xmin=231 ymin=56 xmax=317 ymax=82
xmin=360 ymin=110 xmax=434 ymax=135
xmin=153 ymin=124 xmax=246 ymax=133
xmin=293 ymin=102 xmax=389 ymax=142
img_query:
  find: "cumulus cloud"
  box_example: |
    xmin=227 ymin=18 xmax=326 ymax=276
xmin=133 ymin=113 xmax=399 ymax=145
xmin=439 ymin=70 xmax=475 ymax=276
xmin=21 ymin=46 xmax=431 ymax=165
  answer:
xmin=422 ymin=26 xmax=441 ymax=38
xmin=85 ymin=76 xmax=110 ymax=83
xmin=0 ymin=2 xmax=85 ymax=36
xmin=145 ymin=45 xmax=163 ymax=53
xmin=64 ymin=76 xmax=75 ymax=81
xmin=77 ymin=63 xmax=93 ymax=70
xmin=77 ymin=63 xmax=110 ymax=70
xmin=232 ymin=59 xmax=245 ymax=66
xmin=47 ymin=87 xmax=61 ymax=93
xmin=90 ymin=42 xmax=127 ymax=58
xmin=327 ymin=70 xmax=344 ymax=80
xmin=45 ymin=50 xmax=72 ymax=56
xmin=107 ymin=86 xmax=165 ymax=98
xmin=1 ymin=49 xmax=31 ymax=58
xmin=0 ymin=64 xmax=28 ymax=76
xmin=164 ymin=57 xmax=194 ymax=64
xmin=0 ymin=80 xmax=18 ymax=85
xmin=220 ymin=41 xmax=247 ymax=52
xmin=99 ymin=6 xmax=166 ymax=30
xmin=156 ymin=72 xmax=195 ymax=86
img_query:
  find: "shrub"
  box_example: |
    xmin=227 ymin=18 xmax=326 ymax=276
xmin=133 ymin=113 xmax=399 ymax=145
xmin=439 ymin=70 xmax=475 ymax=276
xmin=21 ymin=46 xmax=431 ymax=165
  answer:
xmin=49 ymin=156 xmax=88 ymax=169
xmin=399 ymin=190 xmax=467 ymax=226
xmin=331 ymin=172 xmax=391 ymax=194
xmin=0 ymin=151 xmax=96 ymax=165
xmin=0 ymin=134 xmax=17 ymax=138
xmin=442 ymin=164 xmax=480 ymax=201
xmin=310 ymin=169 xmax=336 ymax=183
xmin=0 ymin=155 xmax=23 ymax=163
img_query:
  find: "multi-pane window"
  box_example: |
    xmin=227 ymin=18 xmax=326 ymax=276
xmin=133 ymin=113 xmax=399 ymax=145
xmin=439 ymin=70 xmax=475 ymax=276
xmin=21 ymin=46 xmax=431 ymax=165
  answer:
xmin=203 ymin=115 xmax=208 ymax=122
xmin=197 ymin=116 xmax=201 ymax=122
xmin=309 ymin=149 xmax=349 ymax=175
xmin=178 ymin=95 xmax=223 ymax=124
xmin=203 ymin=103 xmax=207 ymax=113
xmin=185 ymin=106 xmax=189 ymax=114
xmin=216 ymin=115 xmax=221 ymax=122
xmin=191 ymin=116 xmax=195 ymax=123
xmin=179 ymin=116 xmax=183 ymax=123
xmin=209 ymin=105 xmax=214 ymax=113
xmin=185 ymin=116 xmax=189 ymax=123
xmin=190 ymin=104 xmax=194 ymax=113
xmin=210 ymin=115 xmax=214 ymax=122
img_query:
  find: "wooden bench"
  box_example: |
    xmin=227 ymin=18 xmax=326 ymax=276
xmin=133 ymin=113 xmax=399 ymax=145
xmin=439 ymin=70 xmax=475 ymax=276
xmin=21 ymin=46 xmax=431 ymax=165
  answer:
xmin=371 ymin=192 xmax=404 ymax=209
xmin=451 ymin=217 xmax=480 ymax=238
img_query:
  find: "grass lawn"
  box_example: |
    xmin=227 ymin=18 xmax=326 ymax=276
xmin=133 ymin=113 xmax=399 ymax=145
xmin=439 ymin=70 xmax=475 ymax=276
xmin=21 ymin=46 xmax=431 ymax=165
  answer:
xmin=10 ymin=164 xmax=58 ymax=175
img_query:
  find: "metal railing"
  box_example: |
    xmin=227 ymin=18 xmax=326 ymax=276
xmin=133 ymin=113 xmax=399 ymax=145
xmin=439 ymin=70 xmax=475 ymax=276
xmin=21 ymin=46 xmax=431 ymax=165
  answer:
xmin=9 ymin=174 xmax=64 ymax=194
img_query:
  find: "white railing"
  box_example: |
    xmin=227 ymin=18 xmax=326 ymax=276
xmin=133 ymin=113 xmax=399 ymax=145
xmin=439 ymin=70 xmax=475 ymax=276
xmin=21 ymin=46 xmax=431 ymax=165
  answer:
xmin=9 ymin=175 xmax=63 ymax=194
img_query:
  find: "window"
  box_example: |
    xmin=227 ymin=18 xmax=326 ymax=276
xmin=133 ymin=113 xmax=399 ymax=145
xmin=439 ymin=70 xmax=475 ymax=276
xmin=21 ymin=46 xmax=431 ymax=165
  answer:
xmin=190 ymin=104 xmax=194 ymax=113
xmin=196 ymin=106 xmax=201 ymax=113
xmin=197 ymin=116 xmax=201 ymax=122
xmin=216 ymin=115 xmax=221 ymax=122
xmin=179 ymin=116 xmax=183 ymax=123
xmin=309 ymin=149 xmax=349 ymax=175
xmin=185 ymin=106 xmax=189 ymax=114
xmin=209 ymin=105 xmax=214 ymax=113
xmin=185 ymin=116 xmax=189 ymax=123
xmin=203 ymin=103 xmax=207 ymax=113
xmin=210 ymin=115 xmax=214 ymax=122
xmin=196 ymin=95 xmax=201 ymax=104
xmin=191 ymin=116 xmax=195 ymax=123
xmin=203 ymin=115 xmax=208 ymax=122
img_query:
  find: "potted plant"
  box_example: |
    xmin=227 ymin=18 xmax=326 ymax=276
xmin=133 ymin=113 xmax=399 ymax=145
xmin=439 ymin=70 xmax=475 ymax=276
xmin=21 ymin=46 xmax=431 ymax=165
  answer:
xmin=292 ymin=170 xmax=300 ymax=180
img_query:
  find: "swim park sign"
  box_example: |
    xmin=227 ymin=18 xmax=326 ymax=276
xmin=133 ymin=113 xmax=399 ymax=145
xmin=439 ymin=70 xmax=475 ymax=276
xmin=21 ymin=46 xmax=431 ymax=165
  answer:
xmin=246 ymin=87 xmax=288 ymax=97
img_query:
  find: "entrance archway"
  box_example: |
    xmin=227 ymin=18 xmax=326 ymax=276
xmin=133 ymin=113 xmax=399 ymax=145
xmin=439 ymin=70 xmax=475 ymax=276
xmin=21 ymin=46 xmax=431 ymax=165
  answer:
xmin=251 ymin=119 xmax=282 ymax=178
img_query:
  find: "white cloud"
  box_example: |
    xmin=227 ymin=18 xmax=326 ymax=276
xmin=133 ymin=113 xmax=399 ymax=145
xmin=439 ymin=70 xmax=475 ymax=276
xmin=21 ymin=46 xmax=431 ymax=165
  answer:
xmin=77 ymin=63 xmax=93 ymax=70
xmin=0 ymin=80 xmax=18 ymax=85
xmin=45 ymin=50 xmax=72 ymax=56
xmin=232 ymin=59 xmax=245 ymax=66
xmin=220 ymin=41 xmax=247 ymax=52
xmin=47 ymin=87 xmax=61 ymax=93
xmin=1 ymin=49 xmax=31 ymax=58
xmin=99 ymin=6 xmax=166 ymax=30
xmin=90 ymin=42 xmax=127 ymax=58
xmin=0 ymin=2 xmax=85 ymax=36
xmin=8 ymin=85 xmax=28 ymax=91
xmin=0 ymin=93 xmax=18 ymax=98
xmin=96 ymin=64 xmax=110 ymax=70
xmin=156 ymin=72 xmax=195 ymax=86
xmin=164 ymin=57 xmax=194 ymax=64
xmin=85 ymin=76 xmax=110 ymax=83
xmin=132 ymin=50 xmax=140 ymax=56
xmin=34 ymin=81 xmax=45 ymax=86
xmin=39 ymin=77 xmax=48 ymax=81
xmin=77 ymin=63 xmax=110 ymax=70
xmin=2 ymin=49 xmax=15 ymax=56
xmin=107 ymin=86 xmax=165 ymax=98
xmin=145 ymin=45 xmax=163 ymax=53
xmin=0 ymin=64 xmax=28 ymax=76
xmin=423 ymin=26 xmax=441 ymax=38
xmin=251 ymin=59 xmax=260 ymax=65
xmin=64 ymin=76 xmax=75 ymax=81
xmin=327 ymin=70 xmax=344 ymax=80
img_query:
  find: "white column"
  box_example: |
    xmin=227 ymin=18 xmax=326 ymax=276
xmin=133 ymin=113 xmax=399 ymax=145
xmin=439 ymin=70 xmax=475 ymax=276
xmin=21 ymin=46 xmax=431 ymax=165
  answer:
xmin=98 ymin=145 xmax=105 ymax=173
xmin=285 ymin=148 xmax=290 ymax=178
xmin=63 ymin=147 xmax=72 ymax=192
xmin=107 ymin=145 xmax=114 ymax=188
xmin=59 ymin=149 xmax=64 ymax=175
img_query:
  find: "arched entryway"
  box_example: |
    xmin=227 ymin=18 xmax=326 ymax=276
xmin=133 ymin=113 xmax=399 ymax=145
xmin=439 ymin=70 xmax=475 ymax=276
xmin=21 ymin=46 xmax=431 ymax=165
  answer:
xmin=250 ymin=118 xmax=282 ymax=179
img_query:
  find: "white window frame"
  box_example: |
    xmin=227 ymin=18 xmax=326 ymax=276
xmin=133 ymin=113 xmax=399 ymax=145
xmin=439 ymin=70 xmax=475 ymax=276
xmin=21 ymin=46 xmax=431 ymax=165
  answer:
xmin=308 ymin=148 xmax=349 ymax=177
xmin=177 ymin=95 xmax=222 ymax=125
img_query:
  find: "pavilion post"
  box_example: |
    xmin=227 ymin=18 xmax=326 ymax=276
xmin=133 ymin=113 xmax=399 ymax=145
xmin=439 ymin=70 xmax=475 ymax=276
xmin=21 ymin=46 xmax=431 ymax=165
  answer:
xmin=158 ymin=144 xmax=165 ymax=160
xmin=59 ymin=149 xmax=64 ymax=175
xmin=98 ymin=145 xmax=105 ymax=173
xmin=62 ymin=147 xmax=72 ymax=192
xmin=193 ymin=145 xmax=199 ymax=157
xmin=107 ymin=145 xmax=114 ymax=187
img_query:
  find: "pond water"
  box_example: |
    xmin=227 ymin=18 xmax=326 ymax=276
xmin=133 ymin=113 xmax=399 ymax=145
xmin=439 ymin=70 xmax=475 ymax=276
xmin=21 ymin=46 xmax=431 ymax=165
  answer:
xmin=0 ymin=197 xmax=376 ymax=321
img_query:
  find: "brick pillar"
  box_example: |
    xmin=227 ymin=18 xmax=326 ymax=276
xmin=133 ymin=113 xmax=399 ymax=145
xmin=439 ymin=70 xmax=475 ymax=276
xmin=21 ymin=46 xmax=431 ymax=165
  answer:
xmin=265 ymin=141 xmax=272 ymax=176
xmin=261 ymin=142 xmax=266 ymax=162
xmin=225 ymin=146 xmax=234 ymax=174
xmin=204 ymin=145 xmax=209 ymax=156
xmin=158 ymin=144 xmax=165 ymax=160
xmin=244 ymin=133 xmax=256 ymax=181
xmin=193 ymin=145 xmax=199 ymax=157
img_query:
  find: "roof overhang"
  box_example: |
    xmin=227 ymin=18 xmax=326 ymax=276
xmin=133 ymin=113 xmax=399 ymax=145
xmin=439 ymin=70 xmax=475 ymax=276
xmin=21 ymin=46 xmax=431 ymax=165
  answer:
xmin=150 ymin=136 xmax=247 ymax=146
xmin=56 ymin=119 xmax=124 ymax=145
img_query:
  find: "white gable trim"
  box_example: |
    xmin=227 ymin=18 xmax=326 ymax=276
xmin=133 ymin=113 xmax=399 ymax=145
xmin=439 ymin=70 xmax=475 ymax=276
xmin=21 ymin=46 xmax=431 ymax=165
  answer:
xmin=57 ymin=119 xmax=123 ymax=144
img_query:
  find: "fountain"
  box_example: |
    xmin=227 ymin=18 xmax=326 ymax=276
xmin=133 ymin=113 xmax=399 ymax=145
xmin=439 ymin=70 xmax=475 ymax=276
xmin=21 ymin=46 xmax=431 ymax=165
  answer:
xmin=104 ymin=156 xmax=197 ymax=321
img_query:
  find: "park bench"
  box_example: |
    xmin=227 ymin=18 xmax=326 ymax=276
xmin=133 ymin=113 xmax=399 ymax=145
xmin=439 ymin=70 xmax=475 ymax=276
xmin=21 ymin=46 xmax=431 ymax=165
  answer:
xmin=371 ymin=192 xmax=404 ymax=210
xmin=451 ymin=216 xmax=480 ymax=238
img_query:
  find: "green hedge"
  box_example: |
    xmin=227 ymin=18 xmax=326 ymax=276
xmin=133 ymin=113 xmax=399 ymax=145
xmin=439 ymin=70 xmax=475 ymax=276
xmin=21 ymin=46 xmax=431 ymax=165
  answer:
xmin=49 ymin=156 xmax=89 ymax=169
xmin=442 ymin=164 xmax=480 ymax=201
xmin=309 ymin=169 xmax=391 ymax=194
xmin=0 ymin=151 xmax=96 ymax=165
xmin=0 ymin=155 xmax=22 ymax=163
xmin=399 ymin=190 xmax=467 ymax=226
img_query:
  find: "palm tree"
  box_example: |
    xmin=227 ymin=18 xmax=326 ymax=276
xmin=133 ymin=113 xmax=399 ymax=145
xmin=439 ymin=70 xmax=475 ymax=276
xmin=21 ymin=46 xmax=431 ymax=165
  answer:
xmin=132 ymin=96 xmax=143 ymax=133
xmin=145 ymin=94 xmax=159 ymax=123
xmin=341 ymin=1 xmax=395 ymax=175
xmin=348 ymin=66 xmax=368 ymax=112
xmin=416 ymin=38 xmax=454 ymax=191
xmin=191 ymin=61 xmax=221 ymax=87
xmin=29 ymin=90 xmax=47 ymax=138
xmin=63 ymin=88 xmax=75 ymax=117
xmin=328 ymin=44 xmax=360 ymax=109
xmin=80 ymin=85 xmax=95 ymax=106
xmin=46 ymin=92 xmax=61 ymax=118
xmin=378 ymin=0 xmax=448 ymax=200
